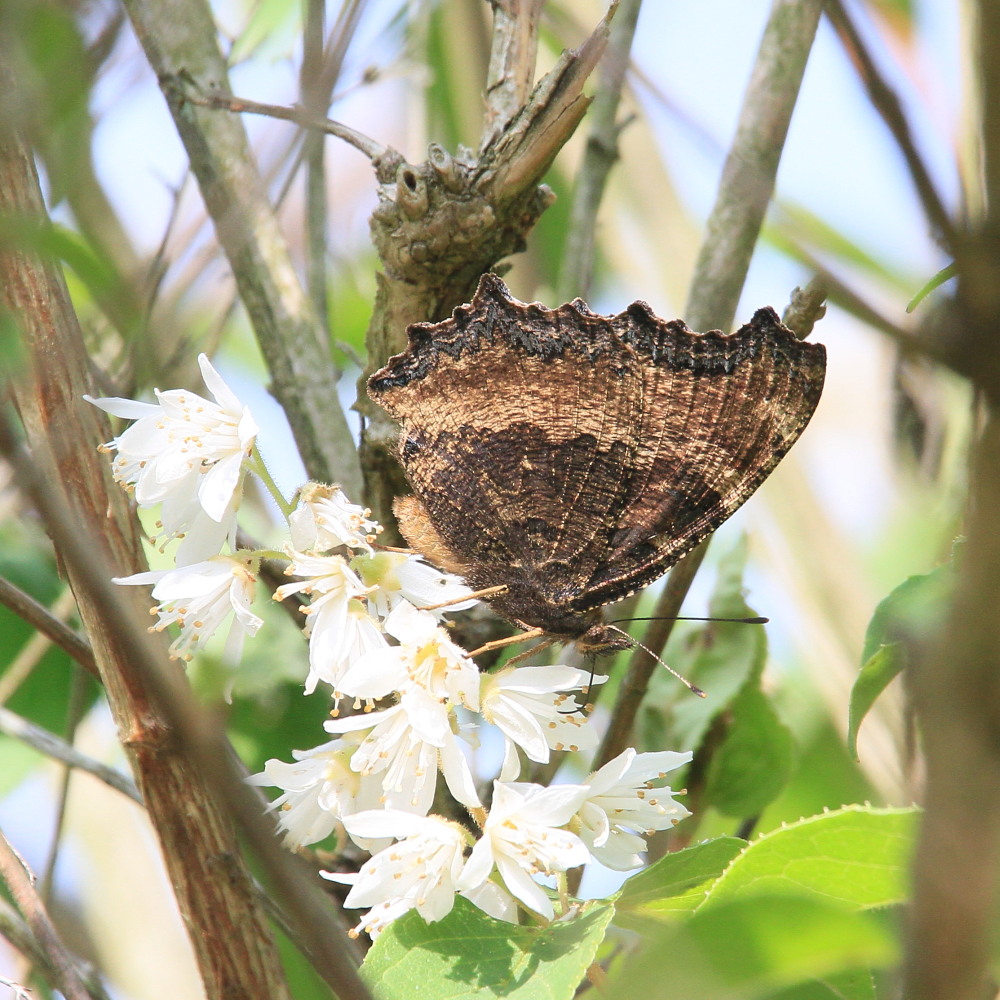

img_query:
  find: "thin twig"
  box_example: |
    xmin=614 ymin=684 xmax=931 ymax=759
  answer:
xmin=302 ymin=0 xmax=330 ymax=333
xmin=559 ymin=0 xmax=643 ymax=300
xmin=595 ymin=0 xmax=826 ymax=767
xmin=0 ymin=897 xmax=112 ymax=1000
xmin=122 ymin=0 xmax=364 ymax=497
xmin=189 ymin=91 xmax=388 ymax=163
xmin=0 ymin=576 xmax=97 ymax=680
xmin=0 ymin=829 xmax=95 ymax=1000
xmin=824 ymin=0 xmax=956 ymax=252
xmin=0 ymin=706 xmax=142 ymax=804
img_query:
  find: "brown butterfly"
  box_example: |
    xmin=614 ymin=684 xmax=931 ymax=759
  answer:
xmin=368 ymin=274 xmax=826 ymax=655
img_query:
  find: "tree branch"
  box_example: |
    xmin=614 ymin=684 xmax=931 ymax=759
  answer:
xmin=559 ymin=0 xmax=642 ymax=300
xmin=0 ymin=575 xmax=97 ymax=679
xmin=0 ymin=829 xmax=95 ymax=1000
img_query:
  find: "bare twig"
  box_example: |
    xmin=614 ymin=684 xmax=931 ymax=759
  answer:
xmin=0 ymin=896 xmax=113 ymax=1000
xmin=824 ymin=0 xmax=956 ymax=252
xmin=0 ymin=706 xmax=141 ymax=804
xmin=189 ymin=91 xmax=388 ymax=163
xmin=595 ymin=0 xmax=826 ymax=767
xmin=559 ymin=0 xmax=642 ymax=300
xmin=0 ymin=829 xmax=94 ymax=1000
xmin=0 ymin=575 xmax=97 ymax=680
xmin=121 ymin=0 xmax=364 ymax=498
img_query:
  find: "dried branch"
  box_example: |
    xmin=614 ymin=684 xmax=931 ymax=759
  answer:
xmin=190 ymin=91 xmax=389 ymax=163
xmin=559 ymin=0 xmax=642 ymax=300
xmin=0 ymin=575 xmax=97 ymax=680
xmin=0 ymin=829 xmax=94 ymax=1000
xmin=824 ymin=0 xmax=956 ymax=253
xmin=596 ymin=0 xmax=826 ymax=766
xmin=0 ymin=706 xmax=141 ymax=804
xmin=121 ymin=0 xmax=363 ymax=499
xmin=481 ymin=0 xmax=545 ymax=149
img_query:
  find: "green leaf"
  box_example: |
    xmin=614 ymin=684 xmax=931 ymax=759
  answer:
xmin=851 ymin=563 xmax=952 ymax=757
xmin=616 ymin=837 xmax=746 ymax=925
xmin=848 ymin=644 xmax=904 ymax=760
xmin=860 ymin=564 xmax=952 ymax=667
xmin=906 ymin=263 xmax=956 ymax=312
xmin=362 ymin=896 xmax=614 ymax=1000
xmin=705 ymin=685 xmax=794 ymax=818
xmin=607 ymin=894 xmax=896 ymax=1000
xmin=703 ymin=806 xmax=917 ymax=911
xmin=766 ymin=967 xmax=882 ymax=1000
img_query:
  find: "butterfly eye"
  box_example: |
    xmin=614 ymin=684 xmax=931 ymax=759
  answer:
xmin=402 ymin=436 xmax=422 ymax=460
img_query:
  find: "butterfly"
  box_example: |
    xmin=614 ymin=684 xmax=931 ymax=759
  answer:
xmin=368 ymin=273 xmax=826 ymax=655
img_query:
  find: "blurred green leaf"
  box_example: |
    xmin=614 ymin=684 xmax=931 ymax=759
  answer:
xmin=0 ymin=528 xmax=100 ymax=794
xmin=766 ymin=967 xmax=882 ymax=1000
xmin=850 ymin=562 xmax=953 ymax=757
xmin=860 ymin=563 xmax=953 ymax=666
xmin=759 ymin=708 xmax=876 ymax=831
xmin=608 ymin=894 xmax=896 ymax=1000
xmin=363 ymin=896 xmax=614 ymax=1000
xmin=705 ymin=685 xmax=794 ymax=818
xmin=703 ymin=806 xmax=916 ymax=911
xmin=848 ymin=644 xmax=903 ymax=760
xmin=770 ymin=202 xmax=915 ymax=294
xmin=229 ymin=0 xmax=302 ymax=64
xmin=906 ymin=263 xmax=956 ymax=313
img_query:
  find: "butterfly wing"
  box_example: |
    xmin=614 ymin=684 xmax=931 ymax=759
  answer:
xmin=368 ymin=274 xmax=826 ymax=628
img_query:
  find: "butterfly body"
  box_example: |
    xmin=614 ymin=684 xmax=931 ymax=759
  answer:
xmin=368 ymin=273 xmax=826 ymax=651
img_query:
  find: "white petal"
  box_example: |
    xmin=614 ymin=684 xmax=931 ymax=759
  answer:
xmin=198 ymin=353 xmax=244 ymax=414
xmin=84 ymin=395 xmax=161 ymax=419
xmin=496 ymin=856 xmax=553 ymax=920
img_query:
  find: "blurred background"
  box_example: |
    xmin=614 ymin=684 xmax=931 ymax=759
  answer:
xmin=0 ymin=0 xmax=961 ymax=996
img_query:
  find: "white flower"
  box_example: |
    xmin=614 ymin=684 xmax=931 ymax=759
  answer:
xmin=114 ymin=554 xmax=261 ymax=662
xmin=274 ymin=551 xmax=387 ymax=695
xmin=322 ymin=811 xmax=469 ymax=938
xmin=86 ymin=354 xmax=258 ymax=562
xmin=289 ymin=483 xmax=382 ymax=554
xmin=325 ymin=691 xmax=481 ymax=812
xmin=340 ymin=602 xmax=480 ymax=709
xmin=480 ymin=665 xmax=606 ymax=780
xmin=353 ymin=551 xmax=476 ymax=620
xmin=460 ymin=880 xmax=518 ymax=925
xmin=572 ymin=749 xmax=693 ymax=871
xmin=247 ymin=735 xmax=383 ymax=850
xmin=459 ymin=782 xmax=590 ymax=920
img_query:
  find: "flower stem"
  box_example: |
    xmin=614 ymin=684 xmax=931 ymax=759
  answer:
xmin=248 ymin=447 xmax=296 ymax=520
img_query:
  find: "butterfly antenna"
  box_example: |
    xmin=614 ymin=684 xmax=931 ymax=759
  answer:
xmin=610 ymin=615 xmax=769 ymax=625
xmin=607 ymin=625 xmax=707 ymax=698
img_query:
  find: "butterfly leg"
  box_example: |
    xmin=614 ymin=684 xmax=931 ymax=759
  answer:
xmin=468 ymin=627 xmax=546 ymax=657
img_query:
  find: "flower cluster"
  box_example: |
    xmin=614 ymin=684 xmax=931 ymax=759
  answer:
xmin=89 ymin=358 xmax=693 ymax=939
